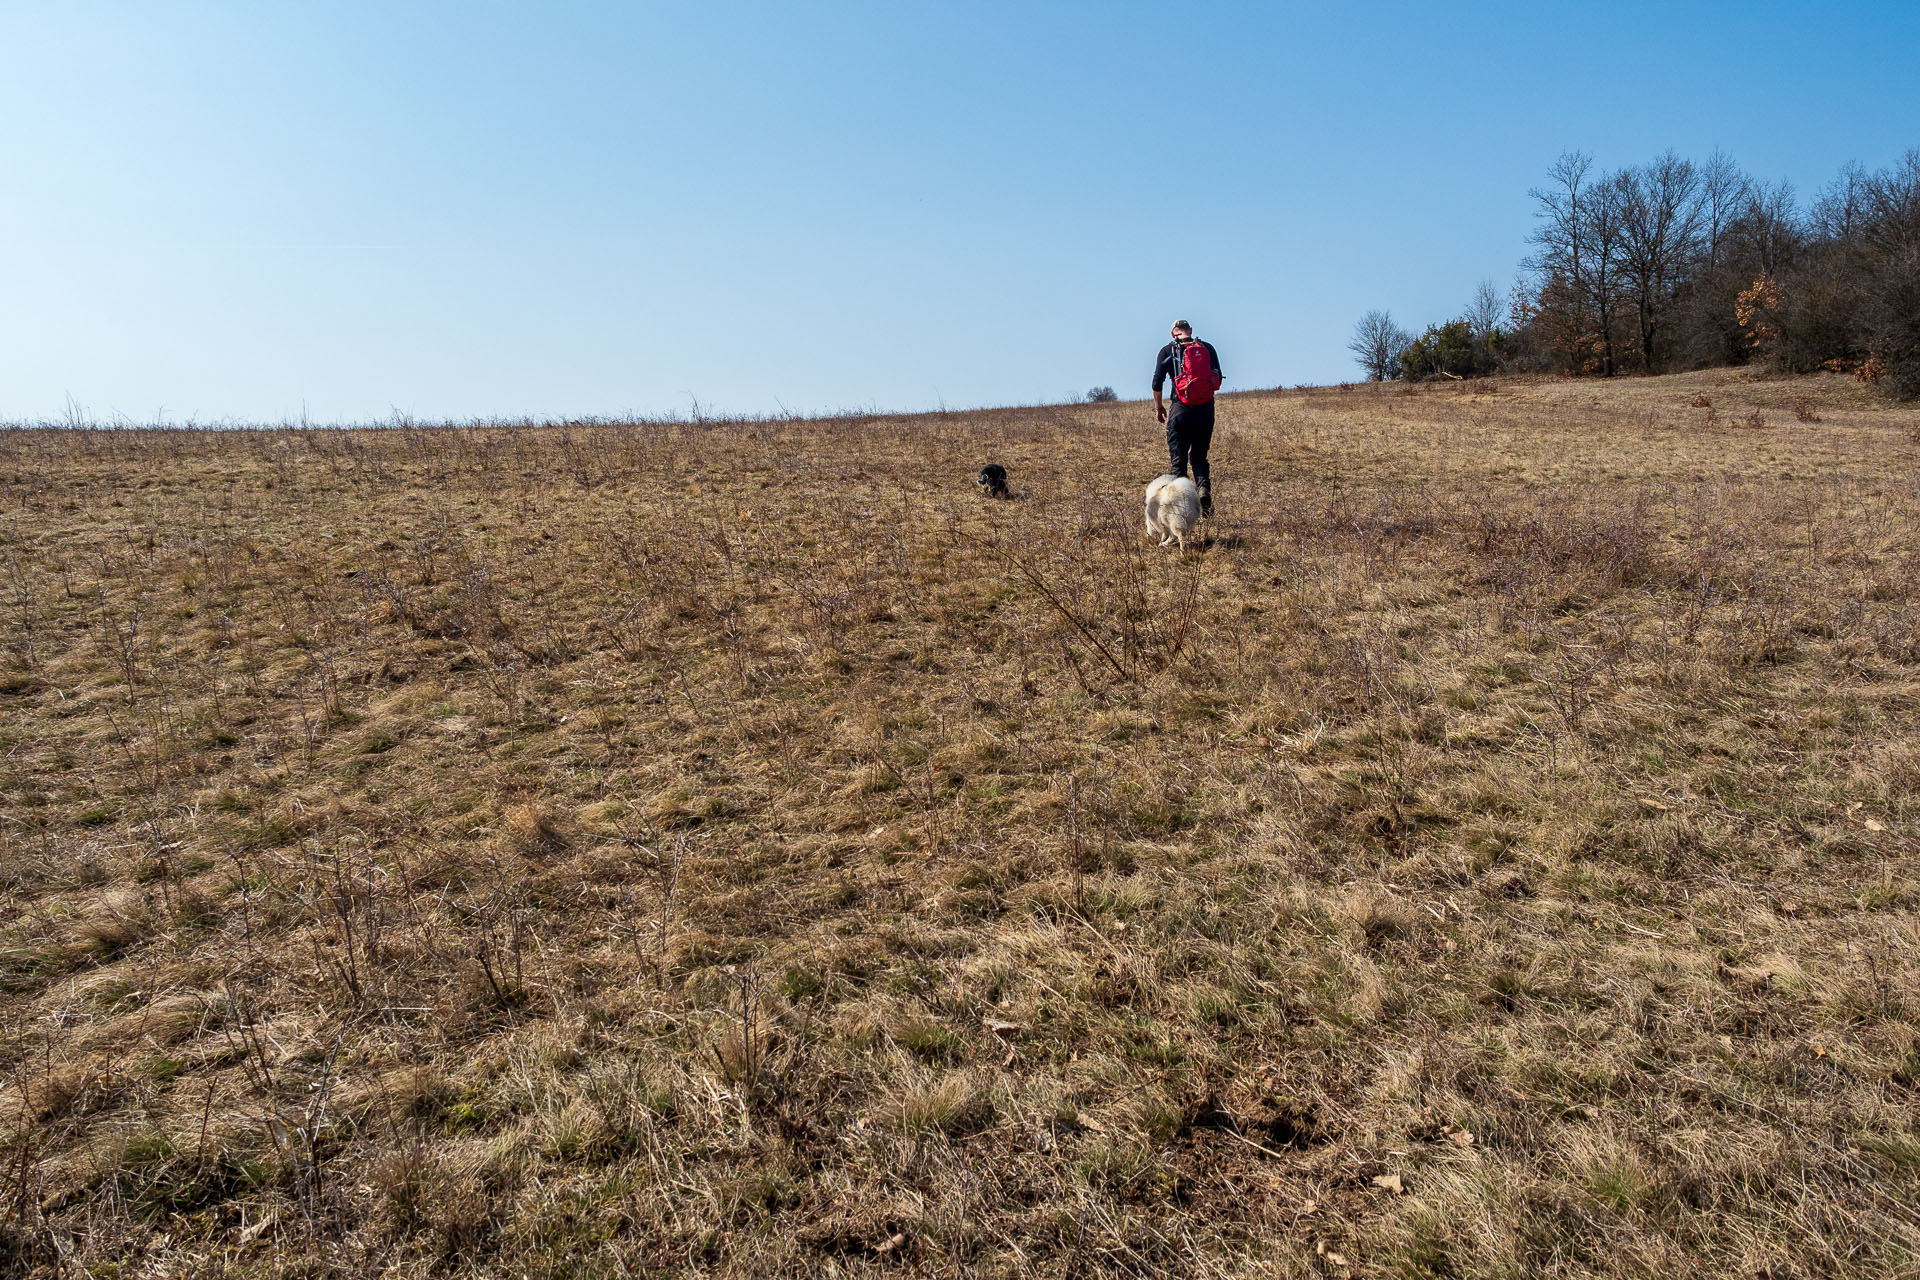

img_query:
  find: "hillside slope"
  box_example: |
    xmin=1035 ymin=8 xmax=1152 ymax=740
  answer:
xmin=2 ymin=370 xmax=1917 ymax=1277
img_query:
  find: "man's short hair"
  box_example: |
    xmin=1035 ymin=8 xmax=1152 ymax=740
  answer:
xmin=1171 ymin=320 xmax=1192 ymax=334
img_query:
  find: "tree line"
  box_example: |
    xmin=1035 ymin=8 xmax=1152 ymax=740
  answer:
xmin=1351 ymin=148 xmax=1920 ymax=399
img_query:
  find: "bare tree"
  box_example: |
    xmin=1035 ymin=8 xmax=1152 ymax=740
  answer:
xmin=1735 ymin=179 xmax=1800 ymax=278
xmin=1675 ymin=151 xmax=1754 ymax=367
xmin=1466 ymin=280 xmax=1504 ymax=345
xmin=1587 ymin=172 xmax=1636 ymax=376
xmin=1698 ymin=149 xmax=1749 ymax=271
xmin=1618 ymin=152 xmax=1703 ymax=372
xmin=1811 ymin=161 xmax=1870 ymax=241
xmin=1528 ymin=153 xmax=1592 ymax=296
xmin=1348 ymin=310 xmax=1411 ymax=381
xmin=1459 ymin=278 xmax=1505 ymax=362
xmin=1528 ymin=152 xmax=1600 ymax=372
xmin=1859 ymin=148 xmax=1920 ymax=254
xmin=1856 ymin=151 xmax=1920 ymax=399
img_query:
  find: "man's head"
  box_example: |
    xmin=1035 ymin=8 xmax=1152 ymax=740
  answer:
xmin=1171 ymin=320 xmax=1193 ymax=340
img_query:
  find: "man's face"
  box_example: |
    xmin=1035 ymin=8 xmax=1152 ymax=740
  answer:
xmin=1172 ymin=328 xmax=1188 ymax=340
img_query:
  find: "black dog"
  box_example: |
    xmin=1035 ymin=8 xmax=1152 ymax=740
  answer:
xmin=977 ymin=463 xmax=1010 ymax=500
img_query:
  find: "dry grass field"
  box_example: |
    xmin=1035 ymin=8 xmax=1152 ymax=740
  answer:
xmin=2 ymin=369 xmax=1918 ymax=1278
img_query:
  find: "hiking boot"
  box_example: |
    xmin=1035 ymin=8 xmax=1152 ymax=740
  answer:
xmin=1199 ymin=490 xmax=1214 ymax=519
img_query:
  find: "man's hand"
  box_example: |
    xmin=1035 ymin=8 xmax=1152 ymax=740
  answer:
xmin=1154 ymin=395 xmax=1168 ymax=424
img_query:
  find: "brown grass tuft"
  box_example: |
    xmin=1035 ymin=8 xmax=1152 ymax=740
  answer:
xmin=502 ymin=797 xmax=568 ymax=852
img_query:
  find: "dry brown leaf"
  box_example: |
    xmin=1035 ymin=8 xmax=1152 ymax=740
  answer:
xmin=1864 ymin=818 xmax=1886 ymax=832
xmin=1371 ymin=1172 xmax=1404 ymax=1194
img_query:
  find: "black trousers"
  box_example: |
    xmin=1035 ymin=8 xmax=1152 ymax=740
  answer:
xmin=1166 ymin=399 xmax=1214 ymax=496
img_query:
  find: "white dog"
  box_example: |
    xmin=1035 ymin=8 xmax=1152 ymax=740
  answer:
xmin=1144 ymin=475 xmax=1201 ymax=550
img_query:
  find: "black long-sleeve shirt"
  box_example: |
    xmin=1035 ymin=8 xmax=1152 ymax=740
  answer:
xmin=1152 ymin=339 xmax=1223 ymax=399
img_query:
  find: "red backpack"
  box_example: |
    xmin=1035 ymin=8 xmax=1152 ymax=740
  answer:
xmin=1174 ymin=339 xmax=1220 ymax=405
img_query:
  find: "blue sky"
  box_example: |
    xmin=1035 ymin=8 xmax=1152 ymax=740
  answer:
xmin=3 ymin=1 xmax=1916 ymax=423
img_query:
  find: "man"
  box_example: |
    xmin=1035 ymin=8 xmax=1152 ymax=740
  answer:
xmin=1151 ymin=320 xmax=1223 ymax=517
